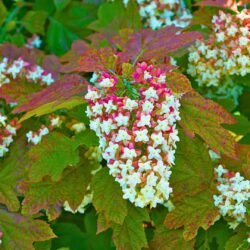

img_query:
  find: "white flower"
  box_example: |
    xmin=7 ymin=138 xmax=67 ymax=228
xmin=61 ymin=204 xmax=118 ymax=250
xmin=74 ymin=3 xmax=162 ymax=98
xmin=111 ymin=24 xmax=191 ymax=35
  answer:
xmin=0 ymin=144 xmax=9 ymax=157
xmin=40 ymin=127 xmax=49 ymax=136
xmin=239 ymin=36 xmax=249 ymax=46
xmin=215 ymin=165 xmax=228 ymax=177
xmin=124 ymin=98 xmax=138 ymax=111
xmin=134 ymin=129 xmax=149 ymax=142
xmin=104 ymin=100 xmax=117 ymax=113
xmin=71 ymin=123 xmax=86 ymax=133
xmin=138 ymin=160 xmax=152 ymax=172
xmin=99 ymin=78 xmax=114 ymax=88
xmin=42 ymin=73 xmax=54 ymax=85
xmin=6 ymin=125 xmax=16 ymax=135
xmin=142 ymin=100 xmax=154 ymax=113
xmin=151 ymin=132 xmax=164 ymax=146
xmin=137 ymin=114 xmax=151 ymax=127
xmin=227 ymin=25 xmax=238 ymax=36
xmin=157 ymin=179 xmax=172 ymax=199
xmin=92 ymin=102 xmax=103 ymax=115
xmin=100 ymin=119 xmax=116 ymax=134
xmin=90 ymin=118 xmax=101 ymax=133
xmin=0 ymin=114 xmax=7 ymax=126
xmin=141 ymin=185 xmax=155 ymax=200
xmin=155 ymin=119 xmax=170 ymax=131
xmin=216 ymin=32 xmax=225 ymax=42
xmin=143 ymin=71 xmax=152 ymax=80
xmin=143 ymin=87 xmax=158 ymax=99
xmin=127 ymin=172 xmax=141 ymax=187
xmin=135 ymin=195 xmax=147 ymax=208
xmin=103 ymin=142 xmax=119 ymax=160
xmin=115 ymin=114 xmax=129 ymax=126
xmin=115 ymin=129 xmax=131 ymax=142
xmin=148 ymin=146 xmax=161 ymax=160
xmin=147 ymin=173 xmax=158 ymax=186
xmin=85 ymin=89 xmax=100 ymax=101
xmin=123 ymin=188 xmax=136 ymax=202
xmin=122 ymin=147 xmax=137 ymax=159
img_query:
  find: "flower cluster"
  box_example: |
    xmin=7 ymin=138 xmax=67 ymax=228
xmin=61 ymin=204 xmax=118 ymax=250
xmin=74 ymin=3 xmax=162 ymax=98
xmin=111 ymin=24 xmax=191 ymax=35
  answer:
xmin=123 ymin=0 xmax=192 ymax=29
xmin=213 ymin=165 xmax=250 ymax=229
xmin=26 ymin=115 xmax=62 ymax=145
xmin=0 ymin=113 xmax=20 ymax=158
xmin=0 ymin=57 xmax=54 ymax=88
xmin=85 ymin=62 xmax=181 ymax=208
xmin=188 ymin=10 xmax=250 ymax=100
xmin=25 ymin=35 xmax=42 ymax=49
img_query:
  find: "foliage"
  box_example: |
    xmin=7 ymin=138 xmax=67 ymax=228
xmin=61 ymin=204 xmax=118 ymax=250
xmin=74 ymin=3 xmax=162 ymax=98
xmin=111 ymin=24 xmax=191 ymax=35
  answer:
xmin=0 ymin=0 xmax=249 ymax=249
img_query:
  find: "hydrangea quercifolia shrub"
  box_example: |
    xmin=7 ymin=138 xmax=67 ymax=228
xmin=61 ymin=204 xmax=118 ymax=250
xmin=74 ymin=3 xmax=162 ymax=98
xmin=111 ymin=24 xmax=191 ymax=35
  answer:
xmin=0 ymin=0 xmax=249 ymax=250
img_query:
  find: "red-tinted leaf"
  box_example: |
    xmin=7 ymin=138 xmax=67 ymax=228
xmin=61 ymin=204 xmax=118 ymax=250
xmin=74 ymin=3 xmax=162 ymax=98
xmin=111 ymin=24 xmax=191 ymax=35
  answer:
xmin=179 ymin=92 xmax=237 ymax=158
xmin=20 ymin=163 xmax=92 ymax=221
xmin=13 ymin=74 xmax=86 ymax=114
xmin=166 ymin=72 xmax=192 ymax=94
xmin=150 ymin=226 xmax=195 ymax=250
xmin=165 ymin=190 xmax=219 ymax=240
xmin=0 ymin=81 xmax=42 ymax=105
xmin=119 ymin=27 xmax=203 ymax=63
xmin=61 ymin=47 xmax=117 ymax=73
xmin=0 ymin=208 xmax=55 ymax=250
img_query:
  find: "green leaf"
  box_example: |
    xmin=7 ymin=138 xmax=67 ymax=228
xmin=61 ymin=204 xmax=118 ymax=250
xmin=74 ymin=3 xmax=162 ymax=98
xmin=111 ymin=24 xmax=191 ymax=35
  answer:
xmin=111 ymin=204 xmax=150 ymax=250
xmin=34 ymin=240 xmax=52 ymax=250
xmin=225 ymin=225 xmax=249 ymax=250
xmin=54 ymin=0 xmax=71 ymax=11
xmin=51 ymin=210 xmax=114 ymax=250
xmin=165 ymin=72 xmax=193 ymax=94
xmin=179 ymin=91 xmax=237 ymax=158
xmin=92 ymin=168 xmax=128 ymax=225
xmin=28 ymin=132 xmax=80 ymax=182
xmin=0 ymin=0 xmax=7 ymax=26
xmin=171 ymin=132 xmax=214 ymax=201
xmin=19 ymin=96 xmax=83 ymax=122
xmin=165 ymin=190 xmax=219 ymax=241
xmin=89 ymin=0 xmax=141 ymax=35
xmin=73 ymin=130 xmax=99 ymax=148
xmin=0 ymin=136 xmax=28 ymax=212
xmin=21 ymin=11 xmax=48 ymax=35
xmin=21 ymin=162 xmax=92 ymax=220
xmin=47 ymin=18 xmax=79 ymax=55
xmin=47 ymin=2 xmax=97 ymax=55
xmin=0 ymin=207 xmax=55 ymax=250
xmin=150 ymin=226 xmax=195 ymax=250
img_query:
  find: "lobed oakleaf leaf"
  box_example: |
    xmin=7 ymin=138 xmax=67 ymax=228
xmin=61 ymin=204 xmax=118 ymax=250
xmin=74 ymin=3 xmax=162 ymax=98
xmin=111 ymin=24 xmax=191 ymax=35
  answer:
xmin=111 ymin=204 xmax=150 ymax=250
xmin=0 ymin=80 xmax=42 ymax=105
xmin=119 ymin=27 xmax=202 ymax=63
xmin=165 ymin=190 xmax=219 ymax=241
xmin=92 ymin=168 xmax=128 ymax=225
xmin=225 ymin=224 xmax=249 ymax=250
xmin=62 ymin=47 xmax=117 ymax=73
xmin=221 ymin=144 xmax=250 ymax=178
xmin=0 ymin=136 xmax=29 ymax=212
xmin=171 ymin=132 xmax=214 ymax=201
xmin=179 ymin=91 xmax=237 ymax=158
xmin=13 ymin=74 xmax=86 ymax=115
xmin=28 ymin=132 xmax=80 ymax=182
xmin=149 ymin=226 xmax=195 ymax=250
xmin=19 ymin=96 xmax=83 ymax=123
xmin=0 ymin=207 xmax=56 ymax=250
xmin=165 ymin=72 xmax=193 ymax=94
xmin=21 ymin=162 xmax=92 ymax=221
